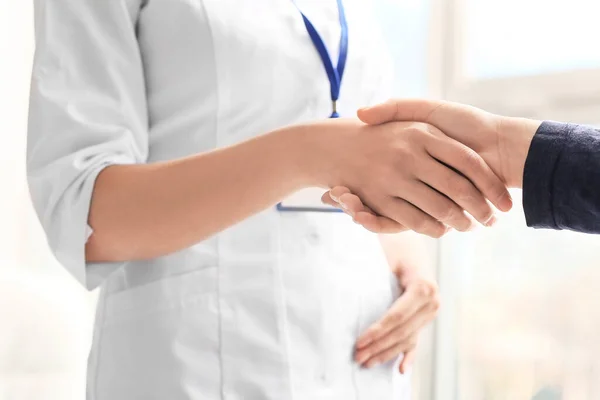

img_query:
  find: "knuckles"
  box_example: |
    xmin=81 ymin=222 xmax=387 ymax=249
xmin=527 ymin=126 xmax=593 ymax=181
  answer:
xmin=399 ymin=123 xmax=433 ymax=139
xmin=413 ymin=219 xmax=446 ymax=238
xmin=436 ymin=205 xmax=457 ymax=224
xmin=458 ymin=146 xmax=483 ymax=170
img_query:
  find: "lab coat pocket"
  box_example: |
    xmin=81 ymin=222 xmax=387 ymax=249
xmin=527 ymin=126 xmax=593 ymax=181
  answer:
xmin=102 ymin=266 xmax=219 ymax=325
xmin=94 ymin=267 xmax=222 ymax=399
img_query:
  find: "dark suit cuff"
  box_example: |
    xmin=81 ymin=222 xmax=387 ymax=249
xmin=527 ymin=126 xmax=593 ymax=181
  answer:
xmin=522 ymin=121 xmax=573 ymax=229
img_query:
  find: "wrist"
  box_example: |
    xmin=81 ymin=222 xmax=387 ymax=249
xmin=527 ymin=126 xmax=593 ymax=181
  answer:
xmin=275 ymin=121 xmax=339 ymax=189
xmin=286 ymin=119 xmax=351 ymax=188
xmin=498 ymin=116 xmax=541 ymax=188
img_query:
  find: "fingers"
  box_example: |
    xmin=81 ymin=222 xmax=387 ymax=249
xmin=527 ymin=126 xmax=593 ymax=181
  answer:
xmin=339 ymin=193 xmax=407 ymax=233
xmin=416 ymin=160 xmax=495 ymax=227
xmin=355 ymin=278 xmax=440 ymax=370
xmin=399 ymin=180 xmax=476 ymax=232
xmin=374 ymin=197 xmax=448 ymax=239
xmin=356 ymin=279 xmax=438 ymax=349
xmin=355 ymin=301 xmax=436 ymax=368
xmin=321 ymin=186 xmax=351 ymax=208
xmin=358 ymin=100 xmax=514 ymax=211
xmin=326 ymin=178 xmax=493 ymax=230
xmin=357 ymin=99 xmax=445 ymax=125
xmin=323 ymin=187 xmax=407 ymax=234
xmin=427 ymin=136 xmax=512 ymax=213
xmin=328 ymin=186 xmax=352 ymax=203
xmin=337 ymin=192 xmax=367 ymax=216
xmin=352 ymin=211 xmax=408 ymax=234
xmin=355 ymin=323 xmax=416 ymax=367
xmin=399 ymin=349 xmax=416 ymax=374
xmin=321 ymin=192 xmax=338 ymax=208
xmin=357 ymin=303 xmax=435 ymax=365
xmin=359 ymin=336 xmax=418 ymax=368
xmin=322 ymin=188 xmax=363 ymax=214
xmin=323 ymin=187 xmax=365 ymax=215
xmin=336 ymin=193 xmax=409 ymax=234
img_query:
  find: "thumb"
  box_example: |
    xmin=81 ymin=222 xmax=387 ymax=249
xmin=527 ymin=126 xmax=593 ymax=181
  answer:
xmin=357 ymin=98 xmax=445 ymax=125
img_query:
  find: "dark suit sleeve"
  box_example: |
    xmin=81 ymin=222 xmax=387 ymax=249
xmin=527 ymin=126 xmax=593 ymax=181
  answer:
xmin=523 ymin=121 xmax=600 ymax=233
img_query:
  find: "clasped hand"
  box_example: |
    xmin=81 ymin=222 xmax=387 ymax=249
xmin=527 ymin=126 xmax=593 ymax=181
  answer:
xmin=318 ymin=98 xmax=538 ymax=236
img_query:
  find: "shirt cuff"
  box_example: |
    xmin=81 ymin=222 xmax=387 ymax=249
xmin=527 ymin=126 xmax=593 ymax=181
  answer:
xmin=522 ymin=121 xmax=573 ymax=229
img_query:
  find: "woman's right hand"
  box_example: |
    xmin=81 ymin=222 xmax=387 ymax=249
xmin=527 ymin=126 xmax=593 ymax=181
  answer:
xmin=305 ymin=118 xmax=511 ymax=237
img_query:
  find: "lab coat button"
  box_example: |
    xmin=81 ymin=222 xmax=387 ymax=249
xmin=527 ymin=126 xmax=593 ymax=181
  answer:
xmin=307 ymin=231 xmax=320 ymax=245
xmin=316 ymin=370 xmax=329 ymax=383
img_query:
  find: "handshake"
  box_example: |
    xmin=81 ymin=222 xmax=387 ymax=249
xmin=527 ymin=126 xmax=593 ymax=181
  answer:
xmin=310 ymin=98 xmax=542 ymax=237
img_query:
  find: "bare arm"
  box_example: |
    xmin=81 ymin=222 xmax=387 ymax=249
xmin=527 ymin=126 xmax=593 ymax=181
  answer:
xmin=88 ymin=111 xmax=512 ymax=263
xmin=28 ymin=0 xmax=508 ymax=290
xmin=86 ymin=125 xmax=317 ymax=262
xmin=378 ymin=232 xmax=431 ymax=275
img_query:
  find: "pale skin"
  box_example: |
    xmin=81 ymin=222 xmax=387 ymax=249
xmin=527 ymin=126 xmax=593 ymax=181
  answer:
xmin=86 ymin=117 xmax=512 ymax=263
xmin=85 ymin=103 xmax=510 ymax=373
xmin=323 ymin=99 xmax=541 ymax=233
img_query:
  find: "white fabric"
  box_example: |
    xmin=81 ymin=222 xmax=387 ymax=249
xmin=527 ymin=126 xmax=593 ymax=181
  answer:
xmin=27 ymin=0 xmax=409 ymax=398
xmin=0 ymin=271 xmax=92 ymax=400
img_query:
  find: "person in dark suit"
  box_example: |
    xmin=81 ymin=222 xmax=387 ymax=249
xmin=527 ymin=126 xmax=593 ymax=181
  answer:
xmin=323 ymin=99 xmax=600 ymax=234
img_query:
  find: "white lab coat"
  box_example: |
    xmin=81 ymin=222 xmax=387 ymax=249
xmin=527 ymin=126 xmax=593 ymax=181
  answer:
xmin=27 ymin=0 xmax=410 ymax=398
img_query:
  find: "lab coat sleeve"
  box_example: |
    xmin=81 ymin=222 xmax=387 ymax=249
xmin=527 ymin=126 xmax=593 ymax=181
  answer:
xmin=27 ymin=0 xmax=149 ymax=290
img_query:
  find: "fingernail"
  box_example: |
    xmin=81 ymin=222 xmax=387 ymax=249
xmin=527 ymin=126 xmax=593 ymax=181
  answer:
xmin=499 ymin=192 xmax=513 ymax=212
xmin=485 ymin=215 xmax=497 ymax=227
xmin=366 ymin=359 xmax=379 ymax=368
xmin=330 ymin=194 xmax=339 ymax=202
xmin=339 ymin=201 xmax=348 ymax=210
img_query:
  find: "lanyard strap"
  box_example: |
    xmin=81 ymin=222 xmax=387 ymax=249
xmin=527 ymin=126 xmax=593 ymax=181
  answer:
xmin=294 ymin=0 xmax=348 ymax=118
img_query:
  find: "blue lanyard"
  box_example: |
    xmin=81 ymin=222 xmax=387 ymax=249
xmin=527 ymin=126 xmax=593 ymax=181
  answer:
xmin=294 ymin=0 xmax=349 ymax=118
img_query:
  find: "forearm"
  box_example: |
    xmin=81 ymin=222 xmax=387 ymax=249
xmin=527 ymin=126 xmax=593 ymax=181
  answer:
xmin=86 ymin=125 xmax=320 ymax=262
xmin=378 ymin=232 xmax=430 ymax=275
xmin=499 ymin=116 xmax=600 ymax=232
xmin=498 ymin=116 xmax=540 ymax=188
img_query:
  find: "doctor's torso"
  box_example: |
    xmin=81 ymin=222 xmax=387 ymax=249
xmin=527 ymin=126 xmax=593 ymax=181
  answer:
xmin=138 ymin=0 xmax=391 ymax=157
xmin=87 ymin=0 xmax=409 ymax=398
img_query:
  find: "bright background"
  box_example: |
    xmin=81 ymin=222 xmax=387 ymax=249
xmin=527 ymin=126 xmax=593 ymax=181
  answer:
xmin=1 ymin=0 xmax=600 ymax=399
